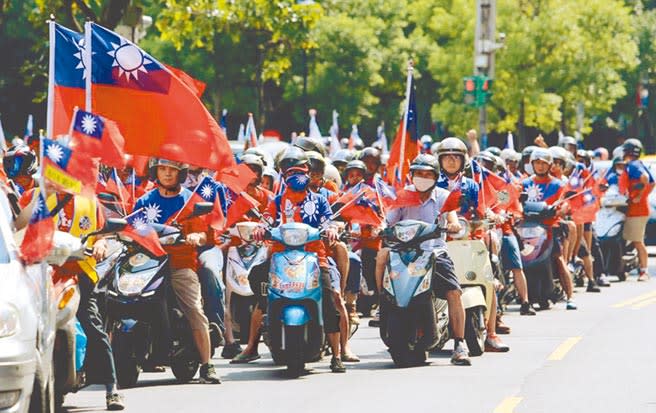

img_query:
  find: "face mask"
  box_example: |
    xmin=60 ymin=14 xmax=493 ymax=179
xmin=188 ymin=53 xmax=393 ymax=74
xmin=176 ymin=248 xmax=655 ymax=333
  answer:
xmin=412 ymin=176 xmax=436 ymax=192
xmin=524 ymin=162 xmax=534 ymax=175
xmin=285 ymin=173 xmax=310 ymax=192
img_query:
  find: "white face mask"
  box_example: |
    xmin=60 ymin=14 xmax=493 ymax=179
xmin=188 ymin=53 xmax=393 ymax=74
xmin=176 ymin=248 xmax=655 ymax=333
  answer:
xmin=524 ymin=162 xmax=534 ymax=175
xmin=413 ymin=176 xmax=436 ymax=192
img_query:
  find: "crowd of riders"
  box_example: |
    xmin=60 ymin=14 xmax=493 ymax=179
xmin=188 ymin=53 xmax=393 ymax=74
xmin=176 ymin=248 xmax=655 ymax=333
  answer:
xmin=1 ymin=126 xmax=653 ymax=411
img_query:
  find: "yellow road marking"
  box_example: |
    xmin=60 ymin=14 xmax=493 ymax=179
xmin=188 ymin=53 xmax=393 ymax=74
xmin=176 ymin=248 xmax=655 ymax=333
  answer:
xmin=548 ymin=337 xmax=582 ymax=361
xmin=494 ymin=397 xmax=523 ymax=413
xmin=612 ymin=289 xmax=656 ymax=308
xmin=632 ymin=296 xmax=656 ymax=309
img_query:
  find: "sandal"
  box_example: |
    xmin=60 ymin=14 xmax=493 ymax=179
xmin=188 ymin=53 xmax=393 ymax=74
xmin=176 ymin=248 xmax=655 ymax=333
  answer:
xmin=341 ymin=352 xmax=360 ymax=362
xmin=229 ymin=352 xmax=261 ymax=364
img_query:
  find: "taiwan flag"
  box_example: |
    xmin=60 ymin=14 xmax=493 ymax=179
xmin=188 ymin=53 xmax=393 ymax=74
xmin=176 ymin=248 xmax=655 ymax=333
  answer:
xmin=42 ymin=138 xmax=99 ymax=197
xmin=88 ymin=23 xmax=234 ymax=171
xmin=167 ymin=176 xmax=225 ymax=230
xmin=20 ymin=192 xmax=55 ymax=265
xmin=386 ymin=75 xmax=419 ymax=188
xmin=51 ymin=23 xmax=86 ymax=137
xmin=70 ymin=108 xmax=126 ymax=168
xmin=568 ymin=189 xmax=599 ymax=224
xmin=122 ymin=209 xmax=166 ymax=257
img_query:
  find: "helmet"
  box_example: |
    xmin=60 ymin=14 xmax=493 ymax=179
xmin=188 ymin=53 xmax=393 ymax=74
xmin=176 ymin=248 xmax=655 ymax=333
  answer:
xmin=243 ymin=147 xmax=270 ymax=167
xmin=522 ymin=145 xmax=537 ymax=159
xmin=576 ymin=149 xmax=591 ymax=161
xmin=340 ymin=138 xmax=349 ymax=148
xmin=612 ymin=145 xmax=624 ymax=160
xmin=278 ymin=146 xmax=309 ymax=173
xmin=306 ymin=151 xmax=326 ymax=174
xmin=623 ymin=138 xmax=643 ymax=158
xmin=565 ymin=153 xmax=577 ymax=171
xmin=430 ymin=142 xmax=440 ymax=155
xmin=294 ymin=136 xmax=327 ymax=157
xmin=263 ymin=167 xmax=279 ymax=181
xmin=486 ymin=146 xmax=502 ymax=157
xmin=530 ymin=148 xmax=553 ymax=165
xmin=409 ymin=154 xmax=440 ymax=176
xmin=474 ymin=151 xmax=497 ymax=171
xmin=371 ymin=140 xmax=384 ymax=152
xmin=437 ymin=137 xmax=468 ymax=157
xmin=437 ymin=137 xmax=467 ymax=172
xmin=420 ymin=135 xmax=433 ymax=145
xmin=381 ymin=153 xmax=389 ymax=166
xmin=359 ymin=147 xmax=381 ymax=165
xmin=560 ymin=136 xmax=578 ymax=149
xmin=344 ymin=160 xmax=366 ymax=174
xmin=500 ymin=148 xmax=517 ymax=162
xmin=3 ymin=144 xmax=38 ymax=179
xmin=324 ymin=164 xmax=342 ymax=188
xmin=594 ymin=147 xmax=609 ymax=160
xmin=239 ymin=153 xmax=265 ymax=177
xmin=549 ymin=146 xmax=570 ymax=163
xmin=331 ymin=149 xmax=354 ymax=167
xmin=148 ymin=158 xmax=189 ymax=183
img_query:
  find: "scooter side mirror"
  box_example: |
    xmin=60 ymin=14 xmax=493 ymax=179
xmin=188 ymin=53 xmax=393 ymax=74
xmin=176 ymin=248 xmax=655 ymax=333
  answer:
xmin=192 ymin=202 xmax=214 ymax=217
xmin=519 ymin=192 xmax=528 ymax=203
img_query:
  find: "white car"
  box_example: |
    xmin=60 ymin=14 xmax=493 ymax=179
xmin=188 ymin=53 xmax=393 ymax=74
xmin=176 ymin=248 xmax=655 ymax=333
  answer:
xmin=0 ymin=191 xmax=57 ymax=413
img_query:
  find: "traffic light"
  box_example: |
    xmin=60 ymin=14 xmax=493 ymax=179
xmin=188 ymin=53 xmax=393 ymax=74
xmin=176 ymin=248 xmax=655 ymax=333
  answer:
xmin=463 ymin=77 xmax=476 ymax=105
xmin=463 ymin=75 xmax=493 ymax=108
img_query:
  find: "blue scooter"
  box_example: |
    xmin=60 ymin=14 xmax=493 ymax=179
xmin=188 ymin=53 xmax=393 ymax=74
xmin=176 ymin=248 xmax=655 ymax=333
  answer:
xmin=264 ymin=222 xmax=325 ymax=378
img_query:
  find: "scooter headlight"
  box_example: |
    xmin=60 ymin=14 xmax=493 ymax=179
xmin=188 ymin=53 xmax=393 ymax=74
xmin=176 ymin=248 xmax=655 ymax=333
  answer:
xmin=280 ymin=227 xmax=309 ymax=247
xmin=0 ymin=302 xmax=19 ymax=338
xmin=118 ymin=268 xmax=159 ymax=296
xmin=393 ymin=223 xmax=421 ymax=242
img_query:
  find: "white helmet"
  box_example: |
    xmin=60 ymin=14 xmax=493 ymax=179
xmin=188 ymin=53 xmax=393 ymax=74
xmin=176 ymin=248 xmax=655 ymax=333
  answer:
xmin=530 ymin=147 xmax=553 ymax=165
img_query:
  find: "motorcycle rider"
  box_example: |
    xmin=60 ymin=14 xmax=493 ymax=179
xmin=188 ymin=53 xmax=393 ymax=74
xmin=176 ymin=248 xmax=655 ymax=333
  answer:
xmin=18 ymin=181 xmax=126 ymax=409
xmin=360 ymin=147 xmax=382 ymax=187
xmin=522 ymin=148 xmax=577 ymax=310
xmin=232 ymin=147 xmax=346 ymax=372
xmin=133 ymin=158 xmax=221 ymax=384
xmin=377 ymin=154 xmax=472 ymax=365
xmin=621 ymin=139 xmax=654 ymax=281
xmin=436 ymin=138 xmax=480 ymax=218
xmin=3 ymin=144 xmax=38 ymax=195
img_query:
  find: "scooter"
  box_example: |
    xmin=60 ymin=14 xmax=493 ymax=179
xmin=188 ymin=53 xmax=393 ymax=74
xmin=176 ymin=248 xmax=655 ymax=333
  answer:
xmin=378 ymin=220 xmax=450 ymax=367
xmin=593 ymin=185 xmax=638 ymax=281
xmin=104 ymin=203 xmax=215 ymax=388
xmin=446 ymin=217 xmax=495 ymax=357
xmin=223 ymin=222 xmax=268 ymax=344
xmin=262 ymin=222 xmax=325 ymax=378
xmin=517 ymin=202 xmax=556 ymax=308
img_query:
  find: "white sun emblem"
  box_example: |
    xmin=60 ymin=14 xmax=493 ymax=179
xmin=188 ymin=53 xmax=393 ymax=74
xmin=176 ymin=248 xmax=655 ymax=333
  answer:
xmin=46 ymin=144 xmax=64 ymax=164
xmin=131 ymin=216 xmax=148 ymax=231
xmin=301 ymin=199 xmax=319 ymax=222
xmin=81 ymin=114 xmax=97 ymax=135
xmin=569 ymin=176 xmax=580 ymax=187
xmin=200 ymin=184 xmax=214 ymax=200
xmin=144 ymin=203 xmax=162 ymax=223
xmin=73 ymin=38 xmax=87 ymax=79
xmin=33 ymin=196 xmax=44 ymax=216
xmin=107 ymin=37 xmax=152 ymax=82
xmin=526 ymin=183 xmax=544 ymax=202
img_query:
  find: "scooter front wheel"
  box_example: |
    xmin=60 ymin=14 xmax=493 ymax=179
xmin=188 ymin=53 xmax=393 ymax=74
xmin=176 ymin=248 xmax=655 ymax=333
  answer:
xmin=285 ymin=326 xmax=305 ymax=378
xmin=112 ymin=332 xmax=141 ymax=389
xmin=171 ymin=357 xmax=199 ymax=383
xmin=464 ymin=307 xmax=486 ymax=357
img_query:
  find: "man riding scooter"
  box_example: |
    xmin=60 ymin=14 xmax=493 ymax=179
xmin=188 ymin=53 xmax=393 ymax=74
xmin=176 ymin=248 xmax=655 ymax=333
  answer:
xmin=377 ymin=154 xmax=472 ymax=366
xmin=132 ymin=158 xmax=221 ymax=384
xmin=232 ymin=147 xmax=347 ymax=372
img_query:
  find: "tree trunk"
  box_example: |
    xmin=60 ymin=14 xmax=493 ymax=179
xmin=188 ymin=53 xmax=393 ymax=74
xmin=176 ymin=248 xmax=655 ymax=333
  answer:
xmin=255 ymin=46 xmax=266 ymax=131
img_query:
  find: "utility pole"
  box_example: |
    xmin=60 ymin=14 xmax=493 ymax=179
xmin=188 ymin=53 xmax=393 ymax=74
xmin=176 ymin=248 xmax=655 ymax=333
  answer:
xmin=473 ymin=0 xmax=502 ymax=148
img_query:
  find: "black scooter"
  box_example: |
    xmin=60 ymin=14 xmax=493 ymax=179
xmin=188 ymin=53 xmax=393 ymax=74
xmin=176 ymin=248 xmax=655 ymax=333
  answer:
xmin=104 ymin=203 xmax=214 ymax=388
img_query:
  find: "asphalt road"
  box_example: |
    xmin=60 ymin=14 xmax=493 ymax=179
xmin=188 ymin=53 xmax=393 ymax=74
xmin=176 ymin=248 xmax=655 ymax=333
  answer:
xmin=64 ymin=255 xmax=656 ymax=413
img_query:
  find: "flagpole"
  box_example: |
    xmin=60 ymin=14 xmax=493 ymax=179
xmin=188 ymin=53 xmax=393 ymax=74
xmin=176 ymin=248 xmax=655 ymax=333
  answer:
xmin=398 ymin=60 xmax=414 ymax=185
xmin=131 ymin=169 xmax=136 ymax=202
xmin=112 ymin=168 xmax=127 ymax=216
xmin=84 ymin=21 xmax=92 ymax=112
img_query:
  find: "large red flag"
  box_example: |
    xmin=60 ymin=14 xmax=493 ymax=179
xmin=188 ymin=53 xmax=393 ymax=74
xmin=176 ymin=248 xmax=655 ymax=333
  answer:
xmin=122 ymin=209 xmax=166 ymax=257
xmin=20 ymin=192 xmax=56 ymax=264
xmin=225 ymin=192 xmax=261 ymax=229
xmin=214 ymin=164 xmax=257 ymax=194
xmin=88 ymin=23 xmax=234 ymax=172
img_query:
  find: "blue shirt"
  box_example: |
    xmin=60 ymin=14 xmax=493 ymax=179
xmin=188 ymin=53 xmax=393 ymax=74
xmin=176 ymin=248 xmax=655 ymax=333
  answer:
xmin=134 ymin=187 xmax=192 ymax=224
xmin=437 ymin=173 xmax=479 ymax=216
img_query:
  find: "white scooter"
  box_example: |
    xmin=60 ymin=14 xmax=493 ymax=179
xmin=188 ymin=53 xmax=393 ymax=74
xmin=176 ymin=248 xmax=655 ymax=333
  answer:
xmin=446 ymin=217 xmax=495 ymax=356
xmin=224 ymin=222 xmax=268 ymax=344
